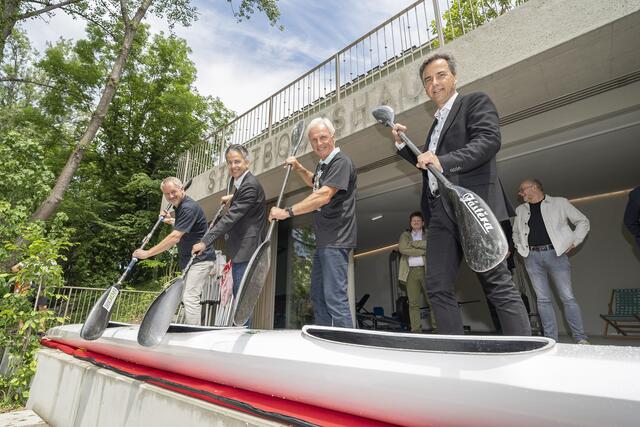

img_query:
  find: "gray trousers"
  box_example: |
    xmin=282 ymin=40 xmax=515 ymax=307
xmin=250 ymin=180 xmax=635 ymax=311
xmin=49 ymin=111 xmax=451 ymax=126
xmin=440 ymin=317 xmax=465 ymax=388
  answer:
xmin=183 ymin=260 xmax=214 ymax=325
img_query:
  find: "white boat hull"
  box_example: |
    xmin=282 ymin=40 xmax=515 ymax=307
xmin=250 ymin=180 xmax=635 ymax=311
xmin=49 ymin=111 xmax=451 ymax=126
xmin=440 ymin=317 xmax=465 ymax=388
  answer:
xmin=45 ymin=324 xmax=640 ymax=427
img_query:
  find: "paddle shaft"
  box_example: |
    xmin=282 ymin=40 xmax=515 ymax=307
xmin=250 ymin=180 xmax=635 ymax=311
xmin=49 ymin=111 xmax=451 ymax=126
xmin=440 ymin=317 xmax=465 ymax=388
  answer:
xmin=230 ymin=120 xmax=306 ymax=326
xmin=397 ymin=131 xmax=450 ymax=188
xmin=265 ymin=120 xmax=306 ymax=241
xmin=136 ymin=177 xmax=234 ymax=346
xmin=264 ymin=164 xmax=294 ymax=241
xmin=80 ymin=178 xmax=192 ymax=340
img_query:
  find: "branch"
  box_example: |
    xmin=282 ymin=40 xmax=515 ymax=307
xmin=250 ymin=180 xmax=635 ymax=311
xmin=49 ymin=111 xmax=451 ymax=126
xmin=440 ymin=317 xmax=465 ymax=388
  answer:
xmin=17 ymin=0 xmax=83 ymax=20
xmin=0 ymin=76 xmax=93 ymax=106
xmin=59 ymin=5 xmax=116 ymax=39
xmin=0 ymin=76 xmax=56 ymax=89
xmin=120 ymin=0 xmax=130 ymax=27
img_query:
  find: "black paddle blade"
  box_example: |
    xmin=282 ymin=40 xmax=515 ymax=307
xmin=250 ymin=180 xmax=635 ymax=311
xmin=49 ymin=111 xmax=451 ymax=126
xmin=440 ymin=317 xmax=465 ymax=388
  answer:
xmin=442 ymin=184 xmax=508 ymax=272
xmin=371 ymin=105 xmax=395 ymax=127
xmin=137 ymin=278 xmax=185 ymax=347
xmin=232 ymin=240 xmax=272 ymax=326
xmin=80 ymin=286 xmax=120 ymax=340
xmin=291 ymin=119 xmax=305 ymax=154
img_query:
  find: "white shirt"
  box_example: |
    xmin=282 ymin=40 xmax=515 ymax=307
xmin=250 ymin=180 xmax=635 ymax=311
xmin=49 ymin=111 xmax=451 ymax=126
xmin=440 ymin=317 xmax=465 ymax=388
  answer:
xmin=407 ymin=229 xmax=425 ymax=267
xmin=396 ymin=92 xmax=459 ymax=195
xmin=234 ymin=170 xmax=249 ymax=190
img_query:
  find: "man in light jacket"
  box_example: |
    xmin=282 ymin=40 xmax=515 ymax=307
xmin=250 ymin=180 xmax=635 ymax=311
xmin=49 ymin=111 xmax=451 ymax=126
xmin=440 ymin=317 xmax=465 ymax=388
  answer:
xmin=397 ymin=211 xmax=435 ymax=333
xmin=513 ymin=178 xmax=590 ymax=344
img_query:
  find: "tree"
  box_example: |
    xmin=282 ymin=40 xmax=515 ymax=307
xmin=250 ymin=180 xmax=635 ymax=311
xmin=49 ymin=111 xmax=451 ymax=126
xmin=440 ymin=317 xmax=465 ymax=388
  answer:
xmin=31 ymin=0 xmax=281 ymax=224
xmin=32 ymin=25 xmax=234 ymax=288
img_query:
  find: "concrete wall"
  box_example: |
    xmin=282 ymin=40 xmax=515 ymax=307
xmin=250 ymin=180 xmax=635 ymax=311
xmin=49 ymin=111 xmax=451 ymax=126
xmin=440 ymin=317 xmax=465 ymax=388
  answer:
xmin=27 ymin=348 xmax=285 ymax=427
xmin=354 ymin=191 xmax=640 ymax=337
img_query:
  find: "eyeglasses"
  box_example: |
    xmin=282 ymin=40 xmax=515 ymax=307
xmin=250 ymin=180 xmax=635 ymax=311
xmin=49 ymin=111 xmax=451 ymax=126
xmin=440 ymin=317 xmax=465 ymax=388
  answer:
xmin=518 ymin=185 xmax=535 ymax=195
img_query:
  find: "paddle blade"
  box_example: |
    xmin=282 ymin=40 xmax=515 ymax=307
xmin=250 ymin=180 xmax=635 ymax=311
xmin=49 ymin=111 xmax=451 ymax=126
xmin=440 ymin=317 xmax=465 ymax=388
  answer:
xmin=442 ymin=185 xmax=509 ymax=272
xmin=137 ymin=278 xmax=185 ymax=347
xmin=80 ymin=286 xmax=120 ymax=340
xmin=371 ymin=105 xmax=395 ymax=127
xmin=232 ymin=240 xmax=272 ymax=326
xmin=290 ymin=119 xmax=306 ymax=155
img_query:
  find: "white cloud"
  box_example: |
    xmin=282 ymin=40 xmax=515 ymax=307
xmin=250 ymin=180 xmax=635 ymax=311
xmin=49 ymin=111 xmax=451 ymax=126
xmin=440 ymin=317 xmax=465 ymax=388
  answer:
xmin=19 ymin=11 xmax=87 ymax=55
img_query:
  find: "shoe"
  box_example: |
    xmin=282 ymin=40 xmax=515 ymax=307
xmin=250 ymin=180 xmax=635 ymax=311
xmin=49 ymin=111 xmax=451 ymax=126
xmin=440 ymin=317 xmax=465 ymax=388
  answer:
xmin=576 ymin=339 xmax=590 ymax=345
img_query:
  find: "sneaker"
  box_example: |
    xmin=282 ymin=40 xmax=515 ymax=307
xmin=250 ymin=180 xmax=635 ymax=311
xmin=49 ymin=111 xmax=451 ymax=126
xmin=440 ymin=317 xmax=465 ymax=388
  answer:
xmin=576 ymin=339 xmax=590 ymax=345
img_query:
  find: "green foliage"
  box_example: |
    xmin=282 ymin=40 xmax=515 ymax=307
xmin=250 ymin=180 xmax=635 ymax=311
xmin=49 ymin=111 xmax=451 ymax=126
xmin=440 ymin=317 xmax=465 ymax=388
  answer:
xmin=0 ymin=130 xmax=55 ymax=211
xmin=230 ymin=0 xmax=283 ymax=30
xmin=431 ymin=0 xmax=528 ymax=47
xmin=0 ymin=292 xmax=65 ymax=407
xmin=0 ymin=215 xmax=71 ymax=407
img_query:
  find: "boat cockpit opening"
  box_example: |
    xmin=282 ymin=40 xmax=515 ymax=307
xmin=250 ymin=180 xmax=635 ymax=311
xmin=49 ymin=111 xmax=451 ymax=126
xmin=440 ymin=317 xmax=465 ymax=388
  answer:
xmin=303 ymin=327 xmax=554 ymax=354
xmin=105 ymin=322 xmax=240 ymax=333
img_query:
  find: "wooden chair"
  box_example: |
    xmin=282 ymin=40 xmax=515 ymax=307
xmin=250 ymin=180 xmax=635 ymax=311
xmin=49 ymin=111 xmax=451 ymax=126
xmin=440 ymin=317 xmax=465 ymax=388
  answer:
xmin=600 ymin=288 xmax=640 ymax=336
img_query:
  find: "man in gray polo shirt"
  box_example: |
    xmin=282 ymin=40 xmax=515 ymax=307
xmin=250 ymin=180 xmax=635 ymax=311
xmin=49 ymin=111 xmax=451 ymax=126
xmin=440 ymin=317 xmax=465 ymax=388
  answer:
xmin=269 ymin=117 xmax=357 ymax=328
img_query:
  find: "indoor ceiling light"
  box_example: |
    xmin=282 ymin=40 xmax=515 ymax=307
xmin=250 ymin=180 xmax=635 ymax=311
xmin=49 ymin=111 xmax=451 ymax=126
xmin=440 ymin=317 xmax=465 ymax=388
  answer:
xmin=370 ymin=214 xmax=384 ymax=221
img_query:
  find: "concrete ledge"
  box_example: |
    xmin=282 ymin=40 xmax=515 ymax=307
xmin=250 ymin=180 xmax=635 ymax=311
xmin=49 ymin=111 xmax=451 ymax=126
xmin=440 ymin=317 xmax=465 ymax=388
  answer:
xmin=0 ymin=409 xmax=49 ymax=427
xmin=27 ymin=348 xmax=285 ymax=427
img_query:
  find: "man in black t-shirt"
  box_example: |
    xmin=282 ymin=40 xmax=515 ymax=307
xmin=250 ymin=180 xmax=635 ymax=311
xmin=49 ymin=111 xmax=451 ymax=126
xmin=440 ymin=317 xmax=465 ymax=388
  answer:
xmin=133 ymin=177 xmax=215 ymax=325
xmin=269 ymin=117 xmax=357 ymax=328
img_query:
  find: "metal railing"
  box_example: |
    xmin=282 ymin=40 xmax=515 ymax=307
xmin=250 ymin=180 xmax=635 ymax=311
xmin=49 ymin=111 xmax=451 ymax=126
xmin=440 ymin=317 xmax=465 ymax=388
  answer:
xmin=176 ymin=0 xmax=527 ymax=182
xmin=47 ymin=270 xmax=233 ymax=327
xmin=48 ymin=286 xmax=159 ymax=325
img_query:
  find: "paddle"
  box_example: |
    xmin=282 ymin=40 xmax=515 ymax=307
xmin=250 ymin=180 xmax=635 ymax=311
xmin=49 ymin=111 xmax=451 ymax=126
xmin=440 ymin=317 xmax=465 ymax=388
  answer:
xmin=137 ymin=177 xmax=234 ymax=347
xmin=230 ymin=119 xmax=306 ymax=326
xmin=371 ymin=105 xmax=508 ymax=273
xmin=80 ymin=179 xmax=193 ymax=341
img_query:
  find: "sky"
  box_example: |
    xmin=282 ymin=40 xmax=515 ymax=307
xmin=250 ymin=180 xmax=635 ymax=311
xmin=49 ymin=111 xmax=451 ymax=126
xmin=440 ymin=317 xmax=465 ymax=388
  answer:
xmin=22 ymin=0 xmax=418 ymax=114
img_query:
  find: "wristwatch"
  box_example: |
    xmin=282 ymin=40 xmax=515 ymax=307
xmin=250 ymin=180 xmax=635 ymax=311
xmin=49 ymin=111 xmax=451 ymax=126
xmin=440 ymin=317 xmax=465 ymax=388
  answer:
xmin=286 ymin=206 xmax=295 ymax=218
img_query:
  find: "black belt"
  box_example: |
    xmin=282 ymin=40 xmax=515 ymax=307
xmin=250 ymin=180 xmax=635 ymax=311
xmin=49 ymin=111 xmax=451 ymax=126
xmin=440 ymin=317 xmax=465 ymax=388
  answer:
xmin=427 ymin=189 xmax=440 ymax=200
xmin=530 ymin=244 xmax=554 ymax=252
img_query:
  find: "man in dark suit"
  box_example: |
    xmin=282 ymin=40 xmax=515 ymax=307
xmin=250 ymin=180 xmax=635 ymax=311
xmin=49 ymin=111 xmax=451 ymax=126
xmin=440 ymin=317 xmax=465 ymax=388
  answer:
xmin=391 ymin=53 xmax=530 ymax=336
xmin=192 ymin=144 xmax=266 ymax=301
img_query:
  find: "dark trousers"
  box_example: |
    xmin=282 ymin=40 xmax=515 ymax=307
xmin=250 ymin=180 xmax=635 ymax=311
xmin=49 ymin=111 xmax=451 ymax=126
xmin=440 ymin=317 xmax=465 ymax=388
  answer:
xmin=232 ymin=261 xmax=251 ymax=327
xmin=426 ymin=197 xmax=531 ymax=336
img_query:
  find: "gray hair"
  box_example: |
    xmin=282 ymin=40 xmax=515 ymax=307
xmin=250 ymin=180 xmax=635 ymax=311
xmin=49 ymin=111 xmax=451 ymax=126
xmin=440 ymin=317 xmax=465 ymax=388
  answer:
xmin=419 ymin=53 xmax=458 ymax=80
xmin=225 ymin=144 xmax=250 ymax=161
xmin=160 ymin=176 xmax=183 ymax=190
xmin=307 ymin=117 xmax=335 ymax=137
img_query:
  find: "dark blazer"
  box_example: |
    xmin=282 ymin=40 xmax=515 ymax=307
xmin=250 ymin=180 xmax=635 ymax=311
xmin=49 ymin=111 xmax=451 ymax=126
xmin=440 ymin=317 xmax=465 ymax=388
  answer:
xmin=399 ymin=91 xmax=514 ymax=225
xmin=623 ymin=186 xmax=640 ymax=248
xmin=201 ymin=172 xmax=266 ymax=263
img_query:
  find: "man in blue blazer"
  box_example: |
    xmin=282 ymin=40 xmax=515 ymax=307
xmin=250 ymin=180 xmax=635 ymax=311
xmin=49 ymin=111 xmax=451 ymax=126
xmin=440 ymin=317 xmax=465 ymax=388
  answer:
xmin=392 ymin=53 xmax=530 ymax=336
